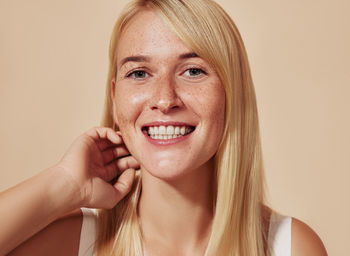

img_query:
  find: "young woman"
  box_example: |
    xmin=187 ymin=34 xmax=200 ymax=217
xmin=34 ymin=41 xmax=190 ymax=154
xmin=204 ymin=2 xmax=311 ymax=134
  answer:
xmin=0 ymin=0 xmax=327 ymax=255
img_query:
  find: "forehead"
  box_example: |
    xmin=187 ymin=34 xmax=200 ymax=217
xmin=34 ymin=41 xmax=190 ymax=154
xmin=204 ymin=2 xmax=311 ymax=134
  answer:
xmin=116 ymin=10 xmax=192 ymax=61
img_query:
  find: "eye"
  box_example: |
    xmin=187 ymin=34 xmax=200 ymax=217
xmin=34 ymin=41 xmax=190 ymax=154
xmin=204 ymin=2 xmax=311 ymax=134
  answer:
xmin=126 ymin=70 xmax=149 ymax=80
xmin=183 ymin=68 xmax=207 ymax=78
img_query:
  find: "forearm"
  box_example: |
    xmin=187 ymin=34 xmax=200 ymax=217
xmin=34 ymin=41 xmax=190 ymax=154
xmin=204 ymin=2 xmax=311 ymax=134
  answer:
xmin=0 ymin=167 xmax=83 ymax=255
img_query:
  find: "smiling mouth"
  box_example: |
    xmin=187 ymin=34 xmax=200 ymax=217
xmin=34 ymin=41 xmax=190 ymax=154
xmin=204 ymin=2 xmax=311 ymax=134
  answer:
xmin=142 ymin=125 xmax=195 ymax=140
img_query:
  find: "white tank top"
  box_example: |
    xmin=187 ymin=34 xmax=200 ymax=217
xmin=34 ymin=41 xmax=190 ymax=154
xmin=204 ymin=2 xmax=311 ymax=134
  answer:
xmin=78 ymin=208 xmax=292 ymax=256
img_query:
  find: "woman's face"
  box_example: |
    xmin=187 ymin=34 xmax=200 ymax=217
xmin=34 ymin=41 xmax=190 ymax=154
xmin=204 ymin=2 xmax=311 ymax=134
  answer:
xmin=112 ymin=10 xmax=225 ymax=180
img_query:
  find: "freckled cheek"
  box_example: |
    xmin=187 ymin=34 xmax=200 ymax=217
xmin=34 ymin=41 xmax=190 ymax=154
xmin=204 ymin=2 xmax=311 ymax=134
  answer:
xmin=114 ymin=86 xmax=149 ymax=129
xmin=187 ymin=85 xmax=225 ymax=127
xmin=208 ymin=82 xmax=226 ymax=120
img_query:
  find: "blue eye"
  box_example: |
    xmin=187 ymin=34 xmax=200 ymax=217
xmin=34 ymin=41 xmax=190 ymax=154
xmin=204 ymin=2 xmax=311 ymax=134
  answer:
xmin=127 ymin=70 xmax=148 ymax=79
xmin=184 ymin=68 xmax=206 ymax=77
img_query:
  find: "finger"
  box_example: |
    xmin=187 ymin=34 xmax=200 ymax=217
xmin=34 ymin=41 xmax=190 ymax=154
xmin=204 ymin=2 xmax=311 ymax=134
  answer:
xmin=86 ymin=176 xmax=132 ymax=209
xmin=96 ymin=140 xmax=115 ymax=151
xmin=101 ymin=155 xmax=139 ymax=182
xmin=86 ymin=127 xmax=123 ymax=150
xmin=95 ymin=127 xmax=123 ymax=144
xmin=114 ymin=156 xmax=140 ymax=173
xmin=101 ymin=162 xmax=118 ymax=182
xmin=101 ymin=146 xmax=130 ymax=165
xmin=113 ymin=168 xmax=136 ymax=202
xmin=96 ymin=134 xmax=125 ymax=151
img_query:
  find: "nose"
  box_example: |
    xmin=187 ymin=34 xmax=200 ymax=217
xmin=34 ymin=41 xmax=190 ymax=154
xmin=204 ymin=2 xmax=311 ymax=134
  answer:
xmin=150 ymin=76 xmax=183 ymax=113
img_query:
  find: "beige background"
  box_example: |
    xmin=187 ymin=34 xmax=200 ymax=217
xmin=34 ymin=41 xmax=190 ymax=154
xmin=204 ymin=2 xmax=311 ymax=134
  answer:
xmin=0 ymin=0 xmax=349 ymax=254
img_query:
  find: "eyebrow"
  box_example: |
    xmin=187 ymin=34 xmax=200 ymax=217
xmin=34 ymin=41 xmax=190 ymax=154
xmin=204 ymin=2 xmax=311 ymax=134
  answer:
xmin=119 ymin=55 xmax=150 ymax=67
xmin=119 ymin=52 xmax=199 ymax=67
xmin=179 ymin=52 xmax=199 ymax=59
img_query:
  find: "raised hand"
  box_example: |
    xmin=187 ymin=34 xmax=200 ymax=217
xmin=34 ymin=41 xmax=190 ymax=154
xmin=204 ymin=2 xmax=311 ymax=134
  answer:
xmin=56 ymin=127 xmax=139 ymax=209
xmin=0 ymin=127 xmax=140 ymax=254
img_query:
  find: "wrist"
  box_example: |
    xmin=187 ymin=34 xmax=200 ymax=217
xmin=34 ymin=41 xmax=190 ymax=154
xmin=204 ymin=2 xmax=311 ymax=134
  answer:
xmin=43 ymin=166 xmax=85 ymax=217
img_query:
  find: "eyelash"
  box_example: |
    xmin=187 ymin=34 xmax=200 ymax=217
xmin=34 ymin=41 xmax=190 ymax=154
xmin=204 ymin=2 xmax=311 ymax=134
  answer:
xmin=183 ymin=68 xmax=207 ymax=78
xmin=126 ymin=67 xmax=207 ymax=80
xmin=126 ymin=70 xmax=148 ymax=79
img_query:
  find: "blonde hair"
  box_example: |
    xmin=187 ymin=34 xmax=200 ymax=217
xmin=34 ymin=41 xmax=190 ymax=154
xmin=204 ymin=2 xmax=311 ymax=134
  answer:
xmin=96 ymin=0 xmax=271 ymax=255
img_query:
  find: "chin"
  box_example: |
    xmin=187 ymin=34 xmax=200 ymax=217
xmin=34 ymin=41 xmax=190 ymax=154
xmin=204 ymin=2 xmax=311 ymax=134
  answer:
xmin=140 ymin=162 xmax=196 ymax=182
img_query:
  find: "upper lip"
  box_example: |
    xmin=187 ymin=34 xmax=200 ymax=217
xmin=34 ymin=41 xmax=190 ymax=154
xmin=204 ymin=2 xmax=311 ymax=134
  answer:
xmin=141 ymin=121 xmax=196 ymax=129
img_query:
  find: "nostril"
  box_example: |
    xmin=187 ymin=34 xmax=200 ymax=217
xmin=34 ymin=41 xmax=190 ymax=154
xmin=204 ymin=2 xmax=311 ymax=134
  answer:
xmin=151 ymin=97 xmax=183 ymax=113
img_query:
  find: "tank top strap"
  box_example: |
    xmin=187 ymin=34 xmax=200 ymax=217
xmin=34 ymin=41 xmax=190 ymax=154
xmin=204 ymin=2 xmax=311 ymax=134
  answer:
xmin=268 ymin=211 xmax=292 ymax=256
xmin=78 ymin=208 xmax=98 ymax=256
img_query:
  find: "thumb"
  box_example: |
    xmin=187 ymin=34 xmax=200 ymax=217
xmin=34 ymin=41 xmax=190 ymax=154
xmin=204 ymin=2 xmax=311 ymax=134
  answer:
xmin=113 ymin=168 xmax=136 ymax=200
xmin=87 ymin=168 xmax=136 ymax=209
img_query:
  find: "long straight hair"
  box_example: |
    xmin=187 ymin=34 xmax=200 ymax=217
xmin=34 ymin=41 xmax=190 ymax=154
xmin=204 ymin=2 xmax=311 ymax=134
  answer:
xmin=96 ymin=0 xmax=271 ymax=255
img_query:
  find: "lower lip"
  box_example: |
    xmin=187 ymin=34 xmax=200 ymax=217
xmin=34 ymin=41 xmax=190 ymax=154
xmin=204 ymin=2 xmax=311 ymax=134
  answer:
xmin=143 ymin=132 xmax=193 ymax=146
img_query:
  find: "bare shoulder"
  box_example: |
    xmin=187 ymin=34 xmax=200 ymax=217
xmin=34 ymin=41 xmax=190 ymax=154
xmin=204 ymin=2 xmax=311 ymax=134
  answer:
xmin=291 ymin=217 xmax=328 ymax=256
xmin=8 ymin=209 xmax=83 ymax=256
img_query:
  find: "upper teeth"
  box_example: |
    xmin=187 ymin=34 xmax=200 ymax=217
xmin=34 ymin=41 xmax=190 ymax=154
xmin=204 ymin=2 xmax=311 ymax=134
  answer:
xmin=148 ymin=125 xmax=192 ymax=136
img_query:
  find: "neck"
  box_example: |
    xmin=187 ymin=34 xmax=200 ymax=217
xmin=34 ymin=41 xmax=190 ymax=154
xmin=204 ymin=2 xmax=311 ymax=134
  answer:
xmin=138 ymin=161 xmax=215 ymax=255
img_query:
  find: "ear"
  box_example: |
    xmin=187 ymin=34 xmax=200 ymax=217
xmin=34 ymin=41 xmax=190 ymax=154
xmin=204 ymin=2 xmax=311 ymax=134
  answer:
xmin=111 ymin=78 xmax=119 ymax=130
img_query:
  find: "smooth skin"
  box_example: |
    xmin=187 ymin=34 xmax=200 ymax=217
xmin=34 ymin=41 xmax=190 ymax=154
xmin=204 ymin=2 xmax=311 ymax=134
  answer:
xmin=1 ymin=9 xmax=327 ymax=256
